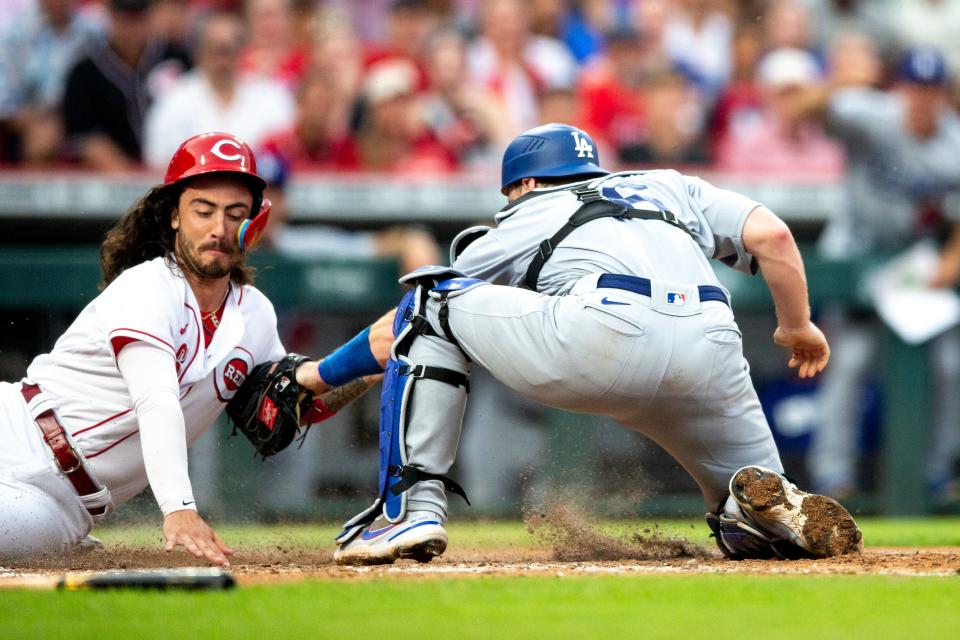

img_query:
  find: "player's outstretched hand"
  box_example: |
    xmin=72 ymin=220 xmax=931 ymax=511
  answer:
xmin=162 ymin=510 xmax=235 ymax=567
xmin=773 ymin=322 xmax=830 ymax=379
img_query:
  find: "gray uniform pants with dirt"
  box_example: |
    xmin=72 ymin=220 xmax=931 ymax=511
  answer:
xmin=401 ymin=273 xmax=784 ymax=520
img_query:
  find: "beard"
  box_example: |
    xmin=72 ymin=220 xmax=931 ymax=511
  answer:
xmin=175 ymin=230 xmax=240 ymax=280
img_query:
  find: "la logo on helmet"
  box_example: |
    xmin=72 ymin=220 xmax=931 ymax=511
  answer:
xmin=571 ymin=130 xmax=594 ymax=159
xmin=211 ymin=139 xmax=243 ymax=162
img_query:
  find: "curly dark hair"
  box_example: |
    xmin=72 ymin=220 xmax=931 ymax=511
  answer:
xmin=100 ymin=182 xmax=256 ymax=289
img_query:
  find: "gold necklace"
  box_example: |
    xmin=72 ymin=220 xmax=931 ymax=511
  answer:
xmin=201 ymin=288 xmax=230 ymax=329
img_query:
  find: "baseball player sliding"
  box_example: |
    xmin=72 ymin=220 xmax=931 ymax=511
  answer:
xmin=0 ymin=132 xmax=387 ymax=565
xmin=319 ymin=123 xmax=863 ymax=564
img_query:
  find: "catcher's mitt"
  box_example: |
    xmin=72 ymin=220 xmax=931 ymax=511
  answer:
xmin=225 ymin=353 xmax=313 ymax=458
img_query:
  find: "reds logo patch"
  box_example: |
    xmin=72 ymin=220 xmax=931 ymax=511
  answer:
xmin=213 ymin=347 xmax=255 ymax=403
xmin=175 ymin=343 xmax=188 ymax=374
xmin=223 ymin=358 xmax=248 ymax=392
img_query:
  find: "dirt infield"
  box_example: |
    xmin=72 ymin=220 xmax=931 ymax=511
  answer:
xmin=2 ymin=506 xmax=958 ymax=584
xmin=2 ymin=545 xmax=959 ymax=586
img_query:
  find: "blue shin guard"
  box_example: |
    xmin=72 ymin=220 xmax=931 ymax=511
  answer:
xmin=336 ymin=274 xmax=483 ymax=545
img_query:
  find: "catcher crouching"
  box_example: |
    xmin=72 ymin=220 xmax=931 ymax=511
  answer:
xmin=0 ymin=132 xmax=391 ymax=565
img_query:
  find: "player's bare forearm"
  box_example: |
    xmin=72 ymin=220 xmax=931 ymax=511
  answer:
xmin=742 ymin=206 xmax=811 ymax=330
xmin=743 ymin=206 xmax=829 ymax=378
xmin=317 ymin=376 xmax=381 ymax=414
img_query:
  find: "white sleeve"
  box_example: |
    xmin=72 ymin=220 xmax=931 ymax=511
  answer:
xmin=117 ymin=341 xmax=196 ymax=516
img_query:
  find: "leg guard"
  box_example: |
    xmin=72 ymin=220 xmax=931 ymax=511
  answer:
xmin=336 ymin=276 xmax=486 ymax=547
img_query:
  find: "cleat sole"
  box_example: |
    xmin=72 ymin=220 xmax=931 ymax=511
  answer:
xmin=731 ymin=466 xmax=863 ymax=558
xmin=398 ymin=538 xmax=447 ymax=563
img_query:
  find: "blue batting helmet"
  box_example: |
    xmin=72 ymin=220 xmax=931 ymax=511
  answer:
xmin=500 ymin=123 xmax=608 ymax=193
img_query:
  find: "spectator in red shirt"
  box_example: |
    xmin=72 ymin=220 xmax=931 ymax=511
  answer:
xmin=260 ymin=71 xmax=351 ymax=170
xmin=708 ymin=20 xmax=765 ymax=156
xmin=334 ymin=59 xmax=457 ymax=174
xmin=576 ymin=25 xmax=661 ymax=159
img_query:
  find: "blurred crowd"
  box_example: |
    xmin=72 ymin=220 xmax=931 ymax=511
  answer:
xmin=2 ymin=0 xmax=960 ymax=176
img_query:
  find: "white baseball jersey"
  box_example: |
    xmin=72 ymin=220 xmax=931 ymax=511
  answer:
xmin=26 ymin=256 xmax=285 ymax=507
xmin=452 ymin=170 xmax=759 ymax=292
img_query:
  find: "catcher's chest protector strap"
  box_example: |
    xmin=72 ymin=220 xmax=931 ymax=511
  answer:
xmin=523 ymin=186 xmax=693 ymax=291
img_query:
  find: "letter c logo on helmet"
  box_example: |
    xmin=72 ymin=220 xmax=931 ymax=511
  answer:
xmin=210 ymin=139 xmax=244 ymax=162
xmin=500 ymin=123 xmax=608 ymax=194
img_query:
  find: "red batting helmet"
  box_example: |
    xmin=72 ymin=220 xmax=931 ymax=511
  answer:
xmin=164 ymin=132 xmax=270 ymax=251
xmin=164 ymin=132 xmax=266 ymax=188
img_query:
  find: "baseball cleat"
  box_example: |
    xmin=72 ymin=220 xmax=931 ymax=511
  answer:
xmin=73 ymin=534 xmax=105 ymax=554
xmin=334 ymin=512 xmax=447 ymax=566
xmin=730 ymin=466 xmax=863 ymax=558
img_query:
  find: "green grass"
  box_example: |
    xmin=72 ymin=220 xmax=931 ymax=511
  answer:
xmin=3 ymin=519 xmax=957 ymax=640
xmin=2 ymin=575 xmax=959 ymax=640
xmin=89 ymin=516 xmax=960 ymax=550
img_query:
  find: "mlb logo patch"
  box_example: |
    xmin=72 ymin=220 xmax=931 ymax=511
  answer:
xmin=666 ymin=292 xmax=686 ymax=306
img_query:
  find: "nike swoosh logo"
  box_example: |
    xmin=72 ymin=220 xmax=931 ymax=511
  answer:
xmin=179 ymin=323 xmax=189 ymax=335
xmin=182 ymin=500 xmax=195 ymax=506
xmin=386 ymin=520 xmax=442 ymax=542
xmin=600 ymin=297 xmax=630 ymax=306
xmin=361 ymin=524 xmax=397 ymax=541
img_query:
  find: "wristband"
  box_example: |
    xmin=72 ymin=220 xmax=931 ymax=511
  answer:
xmin=318 ymin=326 xmax=383 ymax=386
xmin=302 ymin=398 xmax=336 ymax=424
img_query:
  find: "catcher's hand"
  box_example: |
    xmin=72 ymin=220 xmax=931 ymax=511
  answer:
xmin=773 ymin=322 xmax=830 ymax=379
xmin=225 ymin=353 xmax=313 ymax=458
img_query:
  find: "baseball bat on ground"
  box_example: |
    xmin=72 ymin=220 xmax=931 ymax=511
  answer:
xmin=0 ymin=567 xmax=236 ymax=590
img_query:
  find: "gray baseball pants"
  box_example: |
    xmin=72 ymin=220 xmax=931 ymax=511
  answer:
xmin=402 ymin=273 xmax=783 ymax=520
